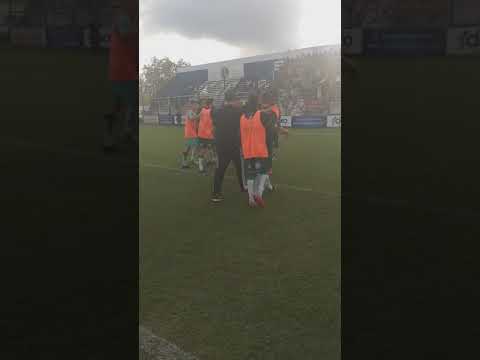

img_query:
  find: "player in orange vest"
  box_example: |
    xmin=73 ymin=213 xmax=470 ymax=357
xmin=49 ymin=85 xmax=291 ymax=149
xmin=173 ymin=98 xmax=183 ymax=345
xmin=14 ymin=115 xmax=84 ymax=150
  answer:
xmin=181 ymin=99 xmax=200 ymax=168
xmin=196 ymin=98 xmax=216 ymax=173
xmin=260 ymin=90 xmax=288 ymax=191
xmin=240 ymin=93 xmax=276 ymax=207
xmin=104 ymin=0 xmax=138 ymax=151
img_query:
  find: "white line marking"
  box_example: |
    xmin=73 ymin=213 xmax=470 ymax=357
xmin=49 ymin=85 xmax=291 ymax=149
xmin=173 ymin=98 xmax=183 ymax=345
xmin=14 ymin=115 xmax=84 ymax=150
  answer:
xmin=141 ymin=162 xmax=340 ymax=197
xmin=288 ymin=133 xmax=340 ymax=136
xmin=139 ymin=326 xmax=198 ymax=360
xmin=5 ymin=136 xmax=478 ymax=218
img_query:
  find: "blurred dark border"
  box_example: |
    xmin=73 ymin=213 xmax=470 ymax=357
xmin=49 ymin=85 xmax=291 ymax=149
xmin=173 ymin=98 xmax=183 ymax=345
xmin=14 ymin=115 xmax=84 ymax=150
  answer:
xmin=342 ymin=1 xmax=479 ymax=358
xmin=2 ymin=1 xmax=138 ymax=359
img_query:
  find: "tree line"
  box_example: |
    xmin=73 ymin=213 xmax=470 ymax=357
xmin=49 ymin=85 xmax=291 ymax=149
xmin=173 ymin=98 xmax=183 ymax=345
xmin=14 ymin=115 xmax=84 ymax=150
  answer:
xmin=139 ymin=57 xmax=190 ymax=108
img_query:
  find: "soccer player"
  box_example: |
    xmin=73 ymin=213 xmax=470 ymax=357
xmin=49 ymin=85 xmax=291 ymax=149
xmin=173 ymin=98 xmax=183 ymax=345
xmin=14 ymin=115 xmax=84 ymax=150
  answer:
xmin=104 ymin=0 xmax=139 ymax=151
xmin=260 ymin=90 xmax=287 ymax=191
xmin=210 ymin=90 xmax=245 ymax=202
xmin=181 ymin=99 xmax=200 ymax=168
xmin=240 ymin=93 xmax=275 ymax=208
xmin=196 ymin=98 xmax=215 ymax=174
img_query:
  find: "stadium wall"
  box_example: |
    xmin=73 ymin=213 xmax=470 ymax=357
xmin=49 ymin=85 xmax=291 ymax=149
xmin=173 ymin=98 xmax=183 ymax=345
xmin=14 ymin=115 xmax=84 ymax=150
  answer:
xmin=150 ymin=114 xmax=341 ymax=129
xmin=177 ymin=45 xmax=339 ymax=81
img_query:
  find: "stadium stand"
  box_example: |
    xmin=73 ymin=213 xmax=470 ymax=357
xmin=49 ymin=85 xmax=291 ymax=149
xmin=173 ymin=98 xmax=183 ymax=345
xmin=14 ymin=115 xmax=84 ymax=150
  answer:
xmin=153 ymin=46 xmax=340 ymax=121
xmin=197 ymin=78 xmax=240 ymax=107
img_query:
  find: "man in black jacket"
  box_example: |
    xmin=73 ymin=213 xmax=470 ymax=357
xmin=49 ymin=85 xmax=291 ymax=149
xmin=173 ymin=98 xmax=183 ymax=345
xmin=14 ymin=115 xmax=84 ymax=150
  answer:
xmin=210 ymin=90 xmax=245 ymax=202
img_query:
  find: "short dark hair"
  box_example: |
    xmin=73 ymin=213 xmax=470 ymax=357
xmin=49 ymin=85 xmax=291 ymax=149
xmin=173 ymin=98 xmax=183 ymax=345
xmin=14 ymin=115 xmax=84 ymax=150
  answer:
xmin=262 ymin=89 xmax=277 ymax=104
xmin=224 ymin=89 xmax=236 ymax=102
xmin=243 ymin=93 xmax=259 ymax=115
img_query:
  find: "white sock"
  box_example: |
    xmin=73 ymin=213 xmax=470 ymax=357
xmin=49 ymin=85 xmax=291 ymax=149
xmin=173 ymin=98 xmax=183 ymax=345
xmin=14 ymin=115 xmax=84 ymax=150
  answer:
xmin=258 ymin=174 xmax=268 ymax=197
xmin=253 ymin=175 xmax=261 ymax=196
xmin=199 ymin=158 xmax=204 ymax=171
xmin=265 ymin=175 xmax=272 ymax=190
xmin=247 ymin=180 xmax=255 ymax=202
xmin=240 ymin=156 xmax=247 ymax=188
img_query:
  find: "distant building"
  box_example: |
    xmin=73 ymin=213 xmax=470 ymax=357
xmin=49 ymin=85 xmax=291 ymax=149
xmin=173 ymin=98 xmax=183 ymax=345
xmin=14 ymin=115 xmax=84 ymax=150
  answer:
xmin=155 ymin=45 xmax=341 ymax=117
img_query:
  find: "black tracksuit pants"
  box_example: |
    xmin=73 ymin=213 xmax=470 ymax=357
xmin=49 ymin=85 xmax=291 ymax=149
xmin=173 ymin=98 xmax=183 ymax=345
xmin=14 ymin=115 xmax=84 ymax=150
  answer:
xmin=213 ymin=145 xmax=244 ymax=194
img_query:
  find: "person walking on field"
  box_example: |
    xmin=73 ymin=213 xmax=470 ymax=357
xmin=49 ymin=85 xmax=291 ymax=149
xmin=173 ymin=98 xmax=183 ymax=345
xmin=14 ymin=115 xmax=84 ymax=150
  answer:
xmin=181 ymin=99 xmax=200 ymax=168
xmin=210 ymin=90 xmax=246 ymax=203
xmin=196 ymin=98 xmax=216 ymax=174
xmin=240 ymin=93 xmax=275 ymax=208
xmin=104 ymin=0 xmax=139 ymax=151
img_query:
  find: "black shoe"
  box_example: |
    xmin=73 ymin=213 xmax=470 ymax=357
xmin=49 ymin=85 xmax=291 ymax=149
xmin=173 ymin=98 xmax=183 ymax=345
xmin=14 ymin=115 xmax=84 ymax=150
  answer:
xmin=211 ymin=193 xmax=224 ymax=203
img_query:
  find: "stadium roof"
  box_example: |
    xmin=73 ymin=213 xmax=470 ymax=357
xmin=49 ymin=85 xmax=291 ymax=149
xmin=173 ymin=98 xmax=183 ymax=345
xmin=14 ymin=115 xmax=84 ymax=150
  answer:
xmin=177 ymin=44 xmax=340 ymax=74
xmin=159 ymin=44 xmax=340 ymax=98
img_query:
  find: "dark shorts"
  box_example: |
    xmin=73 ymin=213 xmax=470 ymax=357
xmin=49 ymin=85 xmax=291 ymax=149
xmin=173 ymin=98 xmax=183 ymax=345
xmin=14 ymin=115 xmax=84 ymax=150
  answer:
xmin=111 ymin=80 xmax=137 ymax=109
xmin=244 ymin=158 xmax=269 ymax=179
xmin=198 ymin=138 xmax=215 ymax=147
xmin=185 ymin=138 xmax=199 ymax=147
xmin=273 ymin=131 xmax=279 ymax=148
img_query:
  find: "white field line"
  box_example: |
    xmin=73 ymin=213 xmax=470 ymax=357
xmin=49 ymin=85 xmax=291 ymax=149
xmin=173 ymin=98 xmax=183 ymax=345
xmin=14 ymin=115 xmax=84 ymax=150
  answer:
xmin=288 ymin=132 xmax=340 ymax=136
xmin=1 ymin=136 xmax=337 ymax=196
xmin=141 ymin=162 xmax=340 ymax=197
xmin=139 ymin=326 xmax=198 ymax=360
xmin=5 ymin=136 xmax=479 ymax=218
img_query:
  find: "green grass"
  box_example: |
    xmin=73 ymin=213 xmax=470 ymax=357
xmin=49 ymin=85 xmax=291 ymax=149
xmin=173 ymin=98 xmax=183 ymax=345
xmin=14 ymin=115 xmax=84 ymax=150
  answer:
xmin=140 ymin=126 xmax=341 ymax=359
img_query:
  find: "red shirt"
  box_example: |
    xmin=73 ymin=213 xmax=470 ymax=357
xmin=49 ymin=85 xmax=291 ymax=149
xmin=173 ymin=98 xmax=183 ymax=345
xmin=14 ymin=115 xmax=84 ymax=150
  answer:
xmin=108 ymin=12 xmax=138 ymax=81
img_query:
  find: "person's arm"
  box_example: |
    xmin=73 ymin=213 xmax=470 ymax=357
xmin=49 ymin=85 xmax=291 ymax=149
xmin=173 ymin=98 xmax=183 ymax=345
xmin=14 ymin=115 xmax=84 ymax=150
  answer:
xmin=211 ymin=108 xmax=218 ymax=127
xmin=260 ymin=111 xmax=275 ymax=134
xmin=190 ymin=110 xmax=201 ymax=121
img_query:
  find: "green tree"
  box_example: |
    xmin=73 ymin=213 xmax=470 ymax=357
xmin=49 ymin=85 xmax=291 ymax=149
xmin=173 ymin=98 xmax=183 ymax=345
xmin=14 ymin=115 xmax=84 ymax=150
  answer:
xmin=139 ymin=57 xmax=191 ymax=108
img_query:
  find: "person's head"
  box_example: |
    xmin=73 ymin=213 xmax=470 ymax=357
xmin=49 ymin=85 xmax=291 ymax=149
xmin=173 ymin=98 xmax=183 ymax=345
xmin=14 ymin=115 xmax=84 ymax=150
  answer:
xmin=244 ymin=91 xmax=259 ymax=115
xmin=224 ymin=89 xmax=236 ymax=105
xmin=190 ymin=99 xmax=200 ymax=112
xmin=261 ymin=90 xmax=276 ymax=107
xmin=206 ymin=98 xmax=214 ymax=108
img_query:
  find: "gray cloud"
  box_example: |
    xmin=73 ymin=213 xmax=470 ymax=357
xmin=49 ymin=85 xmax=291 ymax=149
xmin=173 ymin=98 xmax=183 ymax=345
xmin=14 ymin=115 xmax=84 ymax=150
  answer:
xmin=141 ymin=0 xmax=302 ymax=52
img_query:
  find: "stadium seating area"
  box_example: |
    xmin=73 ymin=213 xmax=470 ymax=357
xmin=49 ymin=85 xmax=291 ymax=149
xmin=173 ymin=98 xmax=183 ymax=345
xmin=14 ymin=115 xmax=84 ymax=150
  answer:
xmin=198 ymin=78 xmax=240 ymax=107
xmin=152 ymin=51 xmax=340 ymax=118
xmin=274 ymin=54 xmax=340 ymax=116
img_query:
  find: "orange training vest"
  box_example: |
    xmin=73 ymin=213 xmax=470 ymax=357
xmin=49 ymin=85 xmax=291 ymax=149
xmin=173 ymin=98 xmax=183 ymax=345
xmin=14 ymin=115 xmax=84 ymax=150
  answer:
xmin=240 ymin=111 xmax=269 ymax=159
xmin=184 ymin=112 xmax=197 ymax=139
xmin=197 ymin=107 xmax=214 ymax=139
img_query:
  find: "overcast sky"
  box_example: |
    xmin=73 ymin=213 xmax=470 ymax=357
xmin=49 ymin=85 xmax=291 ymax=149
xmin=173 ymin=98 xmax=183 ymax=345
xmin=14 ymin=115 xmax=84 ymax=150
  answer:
xmin=140 ymin=0 xmax=340 ymax=68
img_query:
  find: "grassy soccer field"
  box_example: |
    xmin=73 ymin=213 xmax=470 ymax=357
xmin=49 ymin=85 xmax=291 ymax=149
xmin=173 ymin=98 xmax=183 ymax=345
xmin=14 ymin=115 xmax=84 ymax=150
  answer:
xmin=140 ymin=126 xmax=341 ymax=360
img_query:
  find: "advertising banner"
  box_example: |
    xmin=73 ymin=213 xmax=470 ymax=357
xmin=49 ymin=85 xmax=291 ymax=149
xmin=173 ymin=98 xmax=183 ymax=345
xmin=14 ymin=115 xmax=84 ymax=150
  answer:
xmin=11 ymin=27 xmax=47 ymax=47
xmin=292 ymin=116 xmax=326 ymax=129
xmin=279 ymin=116 xmax=292 ymax=128
xmin=364 ymin=29 xmax=446 ymax=55
xmin=327 ymin=114 xmax=341 ymax=128
xmin=342 ymin=28 xmax=363 ymax=55
xmin=447 ymin=26 xmax=480 ymax=55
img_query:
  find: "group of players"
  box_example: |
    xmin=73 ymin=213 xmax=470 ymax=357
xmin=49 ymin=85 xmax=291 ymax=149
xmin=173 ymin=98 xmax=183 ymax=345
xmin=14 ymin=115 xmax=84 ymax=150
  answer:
xmin=181 ymin=89 xmax=288 ymax=207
